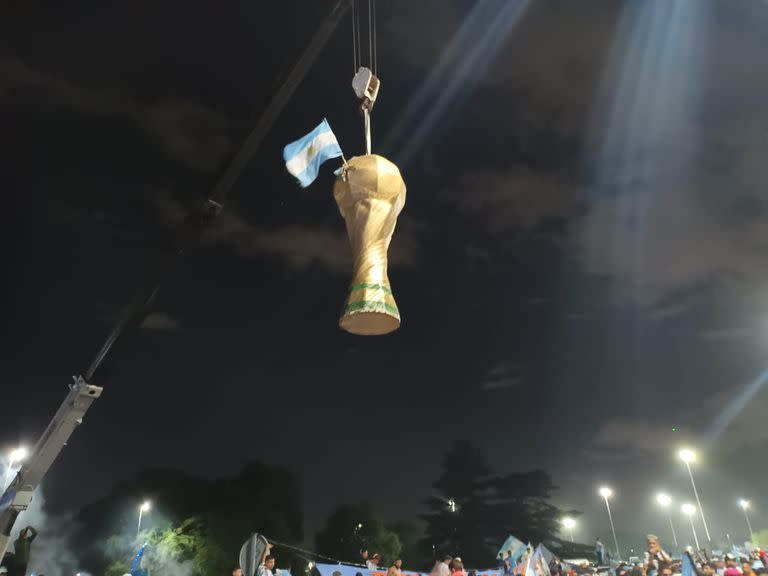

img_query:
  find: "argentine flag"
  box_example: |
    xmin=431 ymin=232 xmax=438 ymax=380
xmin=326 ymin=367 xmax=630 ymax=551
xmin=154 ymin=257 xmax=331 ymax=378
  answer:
xmin=681 ymin=552 xmax=695 ymax=576
xmin=498 ymin=535 xmax=527 ymax=564
xmin=283 ymin=119 xmax=343 ymax=188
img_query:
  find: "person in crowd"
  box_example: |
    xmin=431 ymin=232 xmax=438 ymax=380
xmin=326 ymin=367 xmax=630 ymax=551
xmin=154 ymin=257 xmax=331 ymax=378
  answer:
xmin=361 ymin=550 xmax=370 ymax=566
xmin=431 ymin=555 xmax=452 ymax=576
xmin=503 ymin=558 xmax=514 ymax=576
xmin=233 ymin=568 xmax=244 ymax=576
xmin=10 ymin=526 xmax=37 ymax=576
xmin=596 ymin=540 xmax=606 ymax=566
xmin=450 ymin=559 xmax=466 ymax=576
xmin=259 ymin=555 xmax=278 ymax=576
xmin=644 ymin=534 xmax=672 ymax=575
xmin=693 ymin=560 xmax=716 ymax=576
xmin=742 ymin=562 xmax=757 ymax=576
xmin=724 ymin=555 xmax=742 ymax=576
xmin=367 ymin=553 xmax=381 ymax=570
xmin=387 ymin=559 xmax=403 ymax=576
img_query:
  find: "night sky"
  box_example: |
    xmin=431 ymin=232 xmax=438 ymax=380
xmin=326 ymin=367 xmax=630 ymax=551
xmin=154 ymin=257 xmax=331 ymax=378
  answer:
xmin=3 ymin=0 xmax=767 ymax=555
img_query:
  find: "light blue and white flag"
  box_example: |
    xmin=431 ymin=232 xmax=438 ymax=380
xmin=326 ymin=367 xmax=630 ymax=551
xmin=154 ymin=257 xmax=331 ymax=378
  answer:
xmin=531 ymin=546 xmax=551 ymax=576
xmin=498 ymin=534 xmax=528 ymax=565
xmin=283 ymin=119 xmax=343 ymax=188
xmin=681 ymin=552 xmax=695 ymax=576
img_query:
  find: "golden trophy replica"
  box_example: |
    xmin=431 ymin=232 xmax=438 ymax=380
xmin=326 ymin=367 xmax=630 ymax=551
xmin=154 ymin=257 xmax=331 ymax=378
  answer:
xmin=335 ymin=68 xmax=406 ymax=335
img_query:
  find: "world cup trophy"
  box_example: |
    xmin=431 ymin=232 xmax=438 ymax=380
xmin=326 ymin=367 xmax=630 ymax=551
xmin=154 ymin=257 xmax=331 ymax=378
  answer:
xmin=334 ymin=154 xmax=406 ymax=335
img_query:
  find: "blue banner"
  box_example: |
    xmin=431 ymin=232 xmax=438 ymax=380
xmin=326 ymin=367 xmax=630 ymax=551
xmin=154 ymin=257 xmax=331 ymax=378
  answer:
xmin=0 ymin=489 xmax=15 ymax=513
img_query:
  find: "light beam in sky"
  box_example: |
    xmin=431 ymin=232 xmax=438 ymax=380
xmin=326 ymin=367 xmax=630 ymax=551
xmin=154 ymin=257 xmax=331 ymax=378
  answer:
xmin=383 ymin=0 xmax=531 ymax=167
xmin=584 ymin=0 xmax=713 ymax=302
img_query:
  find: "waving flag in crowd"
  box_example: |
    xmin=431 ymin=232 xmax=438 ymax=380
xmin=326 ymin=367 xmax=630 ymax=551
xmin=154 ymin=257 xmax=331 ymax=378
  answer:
xmin=498 ymin=535 xmax=528 ymax=566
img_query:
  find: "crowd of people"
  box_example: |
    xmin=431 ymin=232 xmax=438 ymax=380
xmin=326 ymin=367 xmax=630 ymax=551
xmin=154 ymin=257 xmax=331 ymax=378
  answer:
xmin=581 ymin=535 xmax=768 ymax=576
xmin=229 ymin=535 xmax=768 ymax=576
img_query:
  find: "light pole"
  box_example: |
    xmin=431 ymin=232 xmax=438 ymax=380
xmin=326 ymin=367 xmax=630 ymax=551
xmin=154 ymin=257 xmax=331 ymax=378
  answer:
xmin=4 ymin=447 xmax=28 ymax=489
xmin=681 ymin=503 xmax=700 ymax=551
xmin=599 ymin=486 xmax=621 ymax=561
xmin=562 ymin=517 xmax=576 ymax=543
xmin=137 ymin=501 xmax=151 ymax=536
xmin=678 ymin=448 xmax=711 ymax=543
xmin=738 ymin=500 xmax=754 ymax=544
xmin=656 ymin=493 xmax=678 ymax=548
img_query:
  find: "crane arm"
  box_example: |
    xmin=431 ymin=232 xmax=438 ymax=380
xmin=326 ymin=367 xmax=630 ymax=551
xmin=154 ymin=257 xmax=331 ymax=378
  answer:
xmin=0 ymin=378 xmax=102 ymax=558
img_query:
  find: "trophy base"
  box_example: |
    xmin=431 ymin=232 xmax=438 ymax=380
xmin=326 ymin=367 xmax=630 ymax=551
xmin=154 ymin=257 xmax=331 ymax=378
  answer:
xmin=339 ymin=310 xmax=400 ymax=336
xmin=339 ymin=286 xmax=401 ymax=335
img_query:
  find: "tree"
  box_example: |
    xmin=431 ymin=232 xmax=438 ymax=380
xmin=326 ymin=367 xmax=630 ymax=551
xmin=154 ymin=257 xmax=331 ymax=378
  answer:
xmin=752 ymin=528 xmax=767 ymax=547
xmin=103 ymin=516 xmax=210 ymax=576
xmin=74 ymin=460 xmax=304 ymax=574
xmin=486 ymin=469 xmax=566 ymax=546
xmin=388 ymin=521 xmax=430 ymax=570
xmin=421 ymin=440 xmax=568 ymax=566
xmin=421 ymin=440 xmax=493 ymax=564
xmin=316 ymin=502 xmax=402 ymax=566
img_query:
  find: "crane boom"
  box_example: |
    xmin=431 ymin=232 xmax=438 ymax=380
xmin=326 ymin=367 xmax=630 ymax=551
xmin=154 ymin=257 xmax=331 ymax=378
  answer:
xmin=0 ymin=378 xmax=102 ymax=558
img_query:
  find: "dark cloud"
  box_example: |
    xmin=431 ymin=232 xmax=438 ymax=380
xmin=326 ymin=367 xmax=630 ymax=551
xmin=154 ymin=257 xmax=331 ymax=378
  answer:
xmin=151 ymin=187 xmax=420 ymax=274
xmin=141 ymin=313 xmax=180 ymax=332
xmin=593 ymin=420 xmax=679 ymax=457
xmin=439 ymin=169 xmax=572 ymax=234
xmin=201 ymin=209 xmax=419 ymax=274
xmin=697 ymin=327 xmax=750 ymax=343
xmin=0 ymin=58 xmax=231 ymax=172
xmin=481 ymin=363 xmax=522 ymax=392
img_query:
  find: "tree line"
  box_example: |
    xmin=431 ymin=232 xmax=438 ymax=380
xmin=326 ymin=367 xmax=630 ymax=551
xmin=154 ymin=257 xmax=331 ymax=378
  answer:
xmin=70 ymin=440 xmax=581 ymax=574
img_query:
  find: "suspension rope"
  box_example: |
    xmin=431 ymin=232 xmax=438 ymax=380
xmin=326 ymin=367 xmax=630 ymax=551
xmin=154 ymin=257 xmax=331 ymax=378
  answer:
xmin=355 ymin=0 xmax=362 ymax=71
xmin=368 ymin=0 xmax=373 ymax=70
xmin=351 ymin=0 xmax=358 ymax=73
xmin=267 ymin=538 xmax=366 ymax=568
xmin=372 ymin=0 xmax=377 ymax=75
xmin=351 ymin=0 xmax=378 ymax=75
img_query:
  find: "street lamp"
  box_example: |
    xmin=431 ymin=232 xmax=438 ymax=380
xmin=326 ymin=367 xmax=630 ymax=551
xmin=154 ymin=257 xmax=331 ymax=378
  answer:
xmin=681 ymin=503 xmax=700 ymax=551
xmin=448 ymin=498 xmax=458 ymax=513
xmin=562 ymin=517 xmax=576 ymax=543
xmin=599 ymin=486 xmax=621 ymax=561
xmin=137 ymin=501 xmax=151 ymax=536
xmin=738 ymin=500 xmax=754 ymax=544
xmin=677 ymin=448 xmax=711 ymax=542
xmin=4 ymin=447 xmax=28 ymax=489
xmin=655 ymin=493 xmax=678 ymax=548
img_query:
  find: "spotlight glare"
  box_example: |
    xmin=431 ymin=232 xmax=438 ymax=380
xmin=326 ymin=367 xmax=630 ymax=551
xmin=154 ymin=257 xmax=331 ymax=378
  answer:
xmin=678 ymin=448 xmax=696 ymax=463
xmin=10 ymin=447 xmax=28 ymax=462
xmin=656 ymin=493 xmax=672 ymax=507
